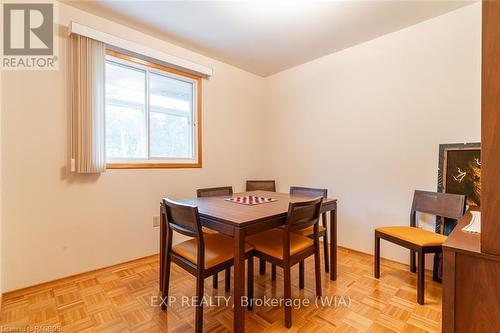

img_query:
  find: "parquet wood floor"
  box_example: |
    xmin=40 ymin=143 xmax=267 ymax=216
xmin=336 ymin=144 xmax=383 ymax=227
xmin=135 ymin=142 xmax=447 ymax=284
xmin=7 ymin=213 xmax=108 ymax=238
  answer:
xmin=0 ymin=247 xmax=442 ymax=332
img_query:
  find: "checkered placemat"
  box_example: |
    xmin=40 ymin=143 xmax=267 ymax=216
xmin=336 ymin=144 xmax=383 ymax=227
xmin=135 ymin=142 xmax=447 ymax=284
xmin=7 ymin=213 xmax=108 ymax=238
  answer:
xmin=225 ymin=196 xmax=277 ymax=205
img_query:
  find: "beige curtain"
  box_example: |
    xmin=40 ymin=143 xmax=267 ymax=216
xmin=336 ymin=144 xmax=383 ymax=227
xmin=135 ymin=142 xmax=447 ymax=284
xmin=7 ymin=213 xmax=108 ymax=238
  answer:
xmin=70 ymin=34 xmax=106 ymax=173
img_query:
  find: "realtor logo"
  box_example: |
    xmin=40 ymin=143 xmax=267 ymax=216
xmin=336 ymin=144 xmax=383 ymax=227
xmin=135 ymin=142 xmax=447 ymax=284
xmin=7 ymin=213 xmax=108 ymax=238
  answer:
xmin=3 ymin=3 xmax=53 ymax=55
xmin=1 ymin=1 xmax=58 ymax=70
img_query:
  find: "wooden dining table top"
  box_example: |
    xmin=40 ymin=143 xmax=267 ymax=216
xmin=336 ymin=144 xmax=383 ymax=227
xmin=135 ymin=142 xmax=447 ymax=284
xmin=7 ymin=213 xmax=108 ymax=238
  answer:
xmin=160 ymin=190 xmax=339 ymax=332
xmin=176 ymin=190 xmax=337 ymax=226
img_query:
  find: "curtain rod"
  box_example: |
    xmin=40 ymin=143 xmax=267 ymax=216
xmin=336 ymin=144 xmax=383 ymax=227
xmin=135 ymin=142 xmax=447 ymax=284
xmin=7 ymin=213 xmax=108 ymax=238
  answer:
xmin=68 ymin=21 xmax=213 ymax=78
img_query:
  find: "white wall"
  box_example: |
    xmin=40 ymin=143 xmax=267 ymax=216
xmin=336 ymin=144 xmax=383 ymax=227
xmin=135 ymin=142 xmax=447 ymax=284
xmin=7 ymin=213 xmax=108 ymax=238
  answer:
xmin=263 ymin=2 xmax=481 ymax=264
xmin=1 ymin=2 xmax=481 ymax=292
xmin=1 ymin=3 xmax=265 ymax=292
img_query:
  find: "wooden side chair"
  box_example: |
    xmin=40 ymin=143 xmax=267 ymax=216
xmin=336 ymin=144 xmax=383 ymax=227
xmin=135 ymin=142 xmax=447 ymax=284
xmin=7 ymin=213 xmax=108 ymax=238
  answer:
xmin=196 ymin=186 xmax=233 ymax=290
xmin=374 ymin=190 xmax=466 ymax=304
xmin=245 ymin=180 xmax=277 ymax=275
xmin=290 ymin=186 xmax=329 ymax=275
xmin=265 ymin=186 xmax=330 ymax=282
xmin=160 ymin=198 xmax=254 ymax=333
xmin=247 ymin=197 xmax=323 ymax=328
xmin=196 ymin=186 xmax=233 ymax=198
xmin=246 ymin=180 xmax=276 ymax=192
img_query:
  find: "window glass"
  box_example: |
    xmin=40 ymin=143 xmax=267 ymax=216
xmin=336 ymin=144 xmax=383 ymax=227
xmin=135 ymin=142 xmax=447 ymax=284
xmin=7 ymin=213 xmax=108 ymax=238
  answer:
xmin=105 ymin=61 xmax=146 ymax=158
xmin=149 ymin=72 xmax=193 ymax=158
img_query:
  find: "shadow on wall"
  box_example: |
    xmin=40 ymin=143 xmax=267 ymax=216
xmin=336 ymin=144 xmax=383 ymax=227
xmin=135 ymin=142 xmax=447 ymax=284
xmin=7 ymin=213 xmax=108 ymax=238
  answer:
xmin=60 ymin=165 xmax=101 ymax=184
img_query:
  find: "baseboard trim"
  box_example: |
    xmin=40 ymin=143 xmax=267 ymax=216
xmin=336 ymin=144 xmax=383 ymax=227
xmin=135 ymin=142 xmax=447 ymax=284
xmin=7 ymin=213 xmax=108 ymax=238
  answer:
xmin=2 ymin=242 xmax=436 ymax=299
xmin=2 ymin=253 xmax=159 ymax=299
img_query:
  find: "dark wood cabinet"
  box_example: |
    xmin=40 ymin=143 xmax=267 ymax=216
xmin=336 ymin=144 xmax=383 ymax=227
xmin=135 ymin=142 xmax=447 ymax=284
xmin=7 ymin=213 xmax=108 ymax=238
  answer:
xmin=442 ymin=2 xmax=500 ymax=331
xmin=442 ymin=213 xmax=500 ymax=333
xmin=481 ymin=0 xmax=500 ymax=256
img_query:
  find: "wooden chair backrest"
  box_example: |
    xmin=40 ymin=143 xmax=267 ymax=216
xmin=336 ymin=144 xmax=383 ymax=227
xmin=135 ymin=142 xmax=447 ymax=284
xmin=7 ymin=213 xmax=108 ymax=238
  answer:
xmin=410 ymin=190 xmax=466 ymax=228
xmin=246 ymin=180 xmax=276 ymax=192
xmin=281 ymin=197 xmax=322 ymax=260
xmin=162 ymin=198 xmax=203 ymax=239
xmin=196 ymin=186 xmax=233 ymax=198
xmin=285 ymin=197 xmax=323 ymax=233
xmin=289 ymin=186 xmax=328 ymax=198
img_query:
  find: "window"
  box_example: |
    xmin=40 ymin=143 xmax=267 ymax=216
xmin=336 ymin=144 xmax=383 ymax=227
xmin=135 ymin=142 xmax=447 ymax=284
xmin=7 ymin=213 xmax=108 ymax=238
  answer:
xmin=105 ymin=50 xmax=202 ymax=168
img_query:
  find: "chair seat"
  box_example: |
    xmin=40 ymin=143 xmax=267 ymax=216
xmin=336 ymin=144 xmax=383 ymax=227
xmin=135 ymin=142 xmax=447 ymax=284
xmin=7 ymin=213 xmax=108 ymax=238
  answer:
xmin=247 ymin=229 xmax=314 ymax=260
xmin=291 ymin=225 xmax=326 ymax=237
xmin=376 ymin=226 xmax=447 ymax=247
xmin=173 ymin=233 xmax=253 ymax=269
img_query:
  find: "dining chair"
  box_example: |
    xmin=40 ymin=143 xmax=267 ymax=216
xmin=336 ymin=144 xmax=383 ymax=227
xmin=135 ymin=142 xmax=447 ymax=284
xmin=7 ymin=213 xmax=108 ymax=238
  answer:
xmin=246 ymin=180 xmax=276 ymax=192
xmin=196 ymin=186 xmax=234 ymax=290
xmin=245 ymin=180 xmax=277 ymax=275
xmin=289 ymin=186 xmax=329 ymax=280
xmin=374 ymin=190 xmax=466 ymax=304
xmin=266 ymin=186 xmax=329 ymax=282
xmin=196 ymin=186 xmax=233 ymax=198
xmin=160 ymin=198 xmax=254 ymax=333
xmin=247 ymin=197 xmax=323 ymax=328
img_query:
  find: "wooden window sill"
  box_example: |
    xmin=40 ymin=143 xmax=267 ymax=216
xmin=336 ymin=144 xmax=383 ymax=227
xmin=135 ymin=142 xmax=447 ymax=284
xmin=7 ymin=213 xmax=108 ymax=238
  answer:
xmin=106 ymin=162 xmax=202 ymax=169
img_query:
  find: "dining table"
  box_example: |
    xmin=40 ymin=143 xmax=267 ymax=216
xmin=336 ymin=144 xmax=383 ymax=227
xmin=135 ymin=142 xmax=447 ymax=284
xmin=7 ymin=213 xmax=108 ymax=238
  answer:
xmin=159 ymin=190 xmax=338 ymax=333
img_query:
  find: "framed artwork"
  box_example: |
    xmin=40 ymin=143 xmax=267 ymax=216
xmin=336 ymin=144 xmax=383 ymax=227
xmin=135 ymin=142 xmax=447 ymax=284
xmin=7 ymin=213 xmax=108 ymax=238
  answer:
xmin=434 ymin=142 xmax=481 ymax=281
xmin=438 ymin=142 xmax=481 ymax=210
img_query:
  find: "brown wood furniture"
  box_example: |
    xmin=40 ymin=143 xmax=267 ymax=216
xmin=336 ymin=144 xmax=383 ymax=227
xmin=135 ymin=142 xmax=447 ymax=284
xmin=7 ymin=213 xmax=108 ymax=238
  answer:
xmin=375 ymin=190 xmax=465 ymax=304
xmin=442 ymin=3 xmax=500 ymax=331
xmin=245 ymin=180 xmax=277 ymax=275
xmin=159 ymin=190 xmax=337 ymax=333
xmin=247 ymin=198 xmax=323 ymax=328
xmin=196 ymin=186 xmax=234 ymax=290
xmin=290 ymin=186 xmax=330 ymax=274
xmin=481 ymin=0 xmax=500 ymax=257
xmin=262 ymin=186 xmax=331 ymax=280
xmin=265 ymin=186 xmax=330 ymax=285
xmin=197 ymin=186 xmax=233 ymax=198
xmin=442 ymin=211 xmax=500 ymax=333
xmin=246 ymin=180 xmax=276 ymax=192
xmin=160 ymin=198 xmax=254 ymax=333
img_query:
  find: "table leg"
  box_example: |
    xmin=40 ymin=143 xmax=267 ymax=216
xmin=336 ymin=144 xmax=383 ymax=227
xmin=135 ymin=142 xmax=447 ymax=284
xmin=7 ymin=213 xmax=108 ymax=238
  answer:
xmin=233 ymin=228 xmax=246 ymax=333
xmin=329 ymin=209 xmax=337 ymax=281
xmin=321 ymin=212 xmax=329 ymax=273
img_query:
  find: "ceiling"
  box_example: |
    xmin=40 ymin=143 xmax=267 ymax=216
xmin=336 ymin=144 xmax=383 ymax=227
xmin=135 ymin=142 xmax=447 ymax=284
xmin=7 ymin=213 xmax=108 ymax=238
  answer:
xmin=66 ymin=1 xmax=474 ymax=77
